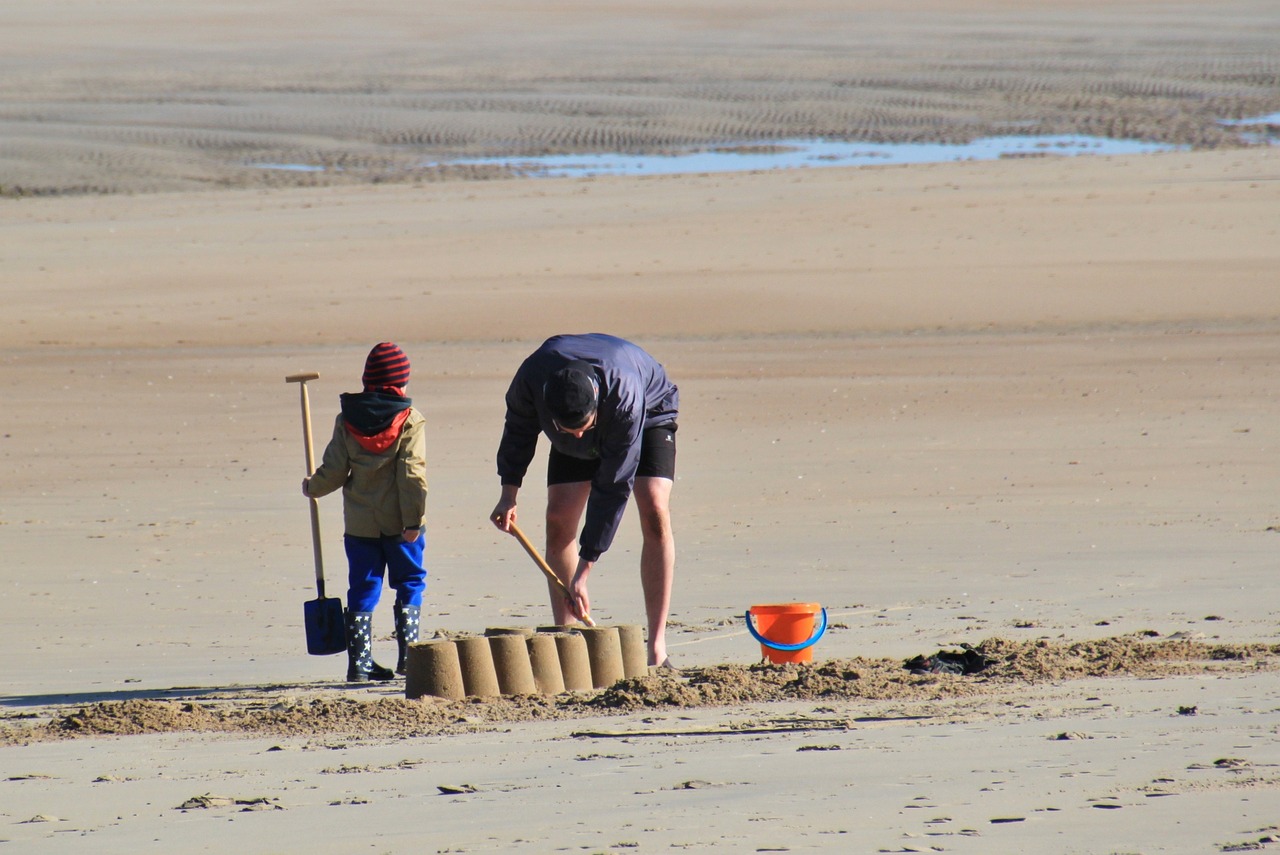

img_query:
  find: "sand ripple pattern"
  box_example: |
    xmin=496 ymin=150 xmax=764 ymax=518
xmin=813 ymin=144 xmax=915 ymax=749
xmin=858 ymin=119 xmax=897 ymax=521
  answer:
xmin=1 ymin=2 xmax=1278 ymax=195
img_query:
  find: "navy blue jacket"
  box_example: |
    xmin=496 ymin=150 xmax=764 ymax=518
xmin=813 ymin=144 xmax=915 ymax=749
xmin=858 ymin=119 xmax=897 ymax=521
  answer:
xmin=497 ymin=334 xmax=679 ymax=561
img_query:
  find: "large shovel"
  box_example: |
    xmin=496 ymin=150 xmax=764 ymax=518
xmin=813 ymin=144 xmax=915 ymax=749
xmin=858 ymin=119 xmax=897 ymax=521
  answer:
xmin=286 ymin=371 xmax=347 ymax=655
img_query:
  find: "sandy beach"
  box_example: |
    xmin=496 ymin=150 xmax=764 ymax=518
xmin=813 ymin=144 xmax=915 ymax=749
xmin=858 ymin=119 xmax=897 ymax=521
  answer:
xmin=3 ymin=1 xmax=1280 ymax=852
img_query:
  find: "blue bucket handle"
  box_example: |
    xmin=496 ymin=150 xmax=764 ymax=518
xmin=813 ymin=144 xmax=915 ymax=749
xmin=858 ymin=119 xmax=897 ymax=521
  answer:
xmin=744 ymin=606 xmax=828 ymax=652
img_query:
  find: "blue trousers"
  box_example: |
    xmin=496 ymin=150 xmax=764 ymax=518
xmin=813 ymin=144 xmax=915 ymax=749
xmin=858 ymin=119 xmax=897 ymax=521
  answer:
xmin=344 ymin=532 xmax=427 ymax=613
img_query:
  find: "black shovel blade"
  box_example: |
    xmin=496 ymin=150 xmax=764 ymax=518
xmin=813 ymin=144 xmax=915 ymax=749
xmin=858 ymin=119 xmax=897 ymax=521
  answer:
xmin=304 ymin=597 xmax=347 ymax=655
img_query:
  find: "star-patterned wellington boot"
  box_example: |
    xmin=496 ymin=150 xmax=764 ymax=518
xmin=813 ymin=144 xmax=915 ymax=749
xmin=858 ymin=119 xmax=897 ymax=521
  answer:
xmin=394 ymin=603 xmax=421 ymax=675
xmin=345 ymin=611 xmax=395 ymax=682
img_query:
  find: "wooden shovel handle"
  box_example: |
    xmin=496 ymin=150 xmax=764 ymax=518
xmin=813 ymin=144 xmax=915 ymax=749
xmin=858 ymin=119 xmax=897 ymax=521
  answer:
xmin=286 ymin=372 xmax=328 ymax=598
xmin=508 ymin=522 xmax=595 ymax=627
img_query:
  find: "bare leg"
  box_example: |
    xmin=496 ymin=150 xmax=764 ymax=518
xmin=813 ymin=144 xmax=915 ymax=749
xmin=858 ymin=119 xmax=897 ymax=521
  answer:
xmin=633 ymin=476 xmax=675 ymax=666
xmin=545 ymin=481 xmax=590 ymax=625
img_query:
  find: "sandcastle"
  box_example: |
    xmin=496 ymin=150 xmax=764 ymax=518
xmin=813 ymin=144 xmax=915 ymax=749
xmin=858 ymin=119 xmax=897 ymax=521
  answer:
xmin=404 ymin=624 xmax=648 ymax=700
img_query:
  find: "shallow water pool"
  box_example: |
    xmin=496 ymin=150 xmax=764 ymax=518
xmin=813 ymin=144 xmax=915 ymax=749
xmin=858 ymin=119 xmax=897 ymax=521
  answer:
xmin=438 ymin=134 xmax=1188 ymax=178
xmin=251 ymin=118 xmax=1280 ymax=178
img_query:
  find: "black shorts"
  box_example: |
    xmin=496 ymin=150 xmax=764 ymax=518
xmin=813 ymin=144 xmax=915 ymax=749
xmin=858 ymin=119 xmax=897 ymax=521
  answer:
xmin=547 ymin=423 xmax=677 ymax=485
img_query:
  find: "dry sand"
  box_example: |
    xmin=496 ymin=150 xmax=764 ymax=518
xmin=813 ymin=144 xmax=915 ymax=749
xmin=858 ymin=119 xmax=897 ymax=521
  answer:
xmin=3 ymin=1 xmax=1280 ymax=853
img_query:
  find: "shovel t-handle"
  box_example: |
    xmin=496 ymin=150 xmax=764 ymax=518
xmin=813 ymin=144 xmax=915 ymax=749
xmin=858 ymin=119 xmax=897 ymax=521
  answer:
xmin=507 ymin=521 xmax=596 ymax=627
xmin=286 ymin=372 xmax=328 ymax=599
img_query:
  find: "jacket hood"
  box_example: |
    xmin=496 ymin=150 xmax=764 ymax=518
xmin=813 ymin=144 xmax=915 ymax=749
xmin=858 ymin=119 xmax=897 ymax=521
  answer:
xmin=340 ymin=391 xmax=414 ymax=453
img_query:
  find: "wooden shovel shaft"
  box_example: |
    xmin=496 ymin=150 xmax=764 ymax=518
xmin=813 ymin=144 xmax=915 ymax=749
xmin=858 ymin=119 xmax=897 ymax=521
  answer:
xmin=508 ymin=522 xmax=596 ymax=627
xmin=286 ymin=372 xmax=328 ymax=599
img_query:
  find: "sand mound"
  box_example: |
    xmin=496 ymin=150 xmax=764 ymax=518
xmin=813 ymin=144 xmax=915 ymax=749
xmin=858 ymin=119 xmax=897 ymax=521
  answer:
xmin=5 ymin=635 xmax=1276 ymax=746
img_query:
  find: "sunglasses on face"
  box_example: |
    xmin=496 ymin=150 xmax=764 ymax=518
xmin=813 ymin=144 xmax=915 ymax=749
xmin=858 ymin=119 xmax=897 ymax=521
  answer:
xmin=553 ymin=411 xmax=597 ymax=434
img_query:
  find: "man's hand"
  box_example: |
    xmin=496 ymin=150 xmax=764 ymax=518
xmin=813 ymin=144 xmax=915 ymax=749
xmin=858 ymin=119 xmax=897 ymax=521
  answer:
xmin=402 ymin=527 xmax=420 ymax=543
xmin=568 ymin=559 xmax=594 ymax=622
xmin=301 ymin=477 xmax=311 ymax=497
xmin=490 ymin=486 xmax=519 ymax=532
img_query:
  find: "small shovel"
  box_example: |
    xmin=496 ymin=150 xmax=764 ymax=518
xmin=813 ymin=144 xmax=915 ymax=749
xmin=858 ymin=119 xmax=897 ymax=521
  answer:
xmin=286 ymin=371 xmax=347 ymax=655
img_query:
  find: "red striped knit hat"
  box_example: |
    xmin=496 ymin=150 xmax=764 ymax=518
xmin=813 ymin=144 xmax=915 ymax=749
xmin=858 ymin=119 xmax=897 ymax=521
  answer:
xmin=362 ymin=342 xmax=411 ymax=390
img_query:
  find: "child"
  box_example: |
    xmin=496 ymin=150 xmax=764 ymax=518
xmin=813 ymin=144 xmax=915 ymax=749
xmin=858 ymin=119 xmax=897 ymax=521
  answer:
xmin=303 ymin=342 xmax=428 ymax=682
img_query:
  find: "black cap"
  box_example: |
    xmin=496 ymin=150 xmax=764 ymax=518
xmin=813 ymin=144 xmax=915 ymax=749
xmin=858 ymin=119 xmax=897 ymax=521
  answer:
xmin=543 ymin=360 xmax=598 ymax=428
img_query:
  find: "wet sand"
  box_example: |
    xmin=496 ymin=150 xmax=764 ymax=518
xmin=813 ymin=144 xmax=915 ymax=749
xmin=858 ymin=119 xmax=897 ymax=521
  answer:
xmin=3 ymin=0 xmax=1279 ymax=195
xmin=3 ymin=1 xmax=1280 ymax=852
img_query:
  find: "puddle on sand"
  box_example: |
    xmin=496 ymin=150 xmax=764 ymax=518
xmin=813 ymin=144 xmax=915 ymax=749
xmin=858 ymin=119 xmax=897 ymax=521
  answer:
xmin=438 ymin=134 xmax=1187 ymax=178
xmin=251 ymin=118 xmax=1280 ymax=178
xmin=249 ymin=162 xmax=328 ymax=173
xmin=1219 ymin=112 xmax=1280 ymax=145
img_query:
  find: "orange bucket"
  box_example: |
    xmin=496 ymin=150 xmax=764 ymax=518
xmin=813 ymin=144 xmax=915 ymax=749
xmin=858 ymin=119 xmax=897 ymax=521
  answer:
xmin=745 ymin=603 xmax=827 ymax=664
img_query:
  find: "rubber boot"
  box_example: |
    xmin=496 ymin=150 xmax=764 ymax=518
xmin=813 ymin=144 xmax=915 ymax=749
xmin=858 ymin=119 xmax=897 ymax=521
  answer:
xmin=394 ymin=603 xmax=421 ymax=675
xmin=345 ymin=611 xmax=395 ymax=683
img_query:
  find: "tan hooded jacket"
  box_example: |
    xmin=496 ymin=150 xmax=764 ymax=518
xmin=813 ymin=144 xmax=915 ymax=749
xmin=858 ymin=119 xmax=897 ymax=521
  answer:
xmin=306 ymin=408 xmax=427 ymax=538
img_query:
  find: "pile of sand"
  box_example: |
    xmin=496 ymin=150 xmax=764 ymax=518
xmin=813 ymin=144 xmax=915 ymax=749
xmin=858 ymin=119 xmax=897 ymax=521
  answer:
xmin=6 ymin=635 xmax=1275 ymax=746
